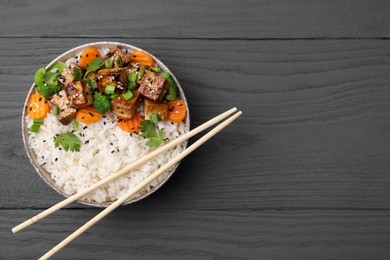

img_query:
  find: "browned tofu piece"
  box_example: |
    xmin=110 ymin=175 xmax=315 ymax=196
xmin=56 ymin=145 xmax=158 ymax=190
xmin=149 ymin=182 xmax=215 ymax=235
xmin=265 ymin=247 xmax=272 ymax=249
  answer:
xmin=144 ymin=98 xmax=168 ymax=120
xmin=138 ymin=71 xmax=169 ymax=101
xmin=96 ymin=68 xmax=128 ymax=93
xmin=66 ymin=80 xmax=93 ymax=108
xmin=58 ymin=63 xmax=84 ymax=87
xmin=104 ymin=47 xmax=129 ymax=67
xmin=111 ymin=90 xmax=141 ymax=119
xmin=49 ymin=90 xmax=77 ymax=125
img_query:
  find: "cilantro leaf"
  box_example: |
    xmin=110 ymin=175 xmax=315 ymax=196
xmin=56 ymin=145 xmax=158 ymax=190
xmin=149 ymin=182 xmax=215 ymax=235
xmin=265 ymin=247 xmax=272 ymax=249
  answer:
xmin=53 ymin=132 xmax=81 ymax=152
xmin=72 ymin=67 xmax=83 ymax=81
xmin=84 ymin=78 xmax=97 ymax=89
xmin=140 ymin=120 xmax=157 ymax=138
xmin=83 ymin=57 xmax=103 ymax=79
xmin=140 ymin=118 xmax=164 ymax=148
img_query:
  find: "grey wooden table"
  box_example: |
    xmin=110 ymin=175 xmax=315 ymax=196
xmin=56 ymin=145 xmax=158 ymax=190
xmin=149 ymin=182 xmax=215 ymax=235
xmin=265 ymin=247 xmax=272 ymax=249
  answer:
xmin=1 ymin=1 xmax=390 ymax=259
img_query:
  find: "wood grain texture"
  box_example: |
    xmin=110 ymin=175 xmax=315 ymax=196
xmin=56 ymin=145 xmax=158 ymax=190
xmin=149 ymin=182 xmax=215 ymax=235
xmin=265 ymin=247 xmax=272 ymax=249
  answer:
xmin=1 ymin=38 xmax=389 ymax=210
xmin=1 ymin=0 xmax=390 ymax=39
xmin=2 ymin=0 xmax=390 ymax=258
xmin=2 ymin=209 xmax=390 ymax=259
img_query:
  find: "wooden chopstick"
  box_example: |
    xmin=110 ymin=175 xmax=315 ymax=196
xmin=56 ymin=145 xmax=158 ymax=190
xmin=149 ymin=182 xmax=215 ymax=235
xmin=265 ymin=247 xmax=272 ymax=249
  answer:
xmin=38 ymin=110 xmax=242 ymax=260
xmin=12 ymin=107 xmax=238 ymax=234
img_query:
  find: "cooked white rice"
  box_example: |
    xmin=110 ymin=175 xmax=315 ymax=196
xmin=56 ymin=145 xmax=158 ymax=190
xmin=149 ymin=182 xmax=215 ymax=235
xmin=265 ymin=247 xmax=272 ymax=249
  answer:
xmin=26 ymin=46 xmax=186 ymax=204
xmin=27 ymin=113 xmax=185 ymax=204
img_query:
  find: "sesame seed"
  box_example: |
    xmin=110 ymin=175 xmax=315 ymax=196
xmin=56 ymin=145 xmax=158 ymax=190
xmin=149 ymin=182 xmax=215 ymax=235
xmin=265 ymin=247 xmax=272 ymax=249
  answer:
xmin=55 ymin=158 xmax=58 ymax=162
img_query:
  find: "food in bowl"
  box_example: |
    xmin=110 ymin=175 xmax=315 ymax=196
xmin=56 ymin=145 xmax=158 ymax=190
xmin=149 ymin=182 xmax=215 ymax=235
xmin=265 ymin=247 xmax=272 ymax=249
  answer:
xmin=24 ymin=43 xmax=188 ymax=205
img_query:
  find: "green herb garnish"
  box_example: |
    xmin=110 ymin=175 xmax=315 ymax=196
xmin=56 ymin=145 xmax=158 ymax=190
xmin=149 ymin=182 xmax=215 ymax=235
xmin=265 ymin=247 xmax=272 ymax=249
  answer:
xmin=139 ymin=68 xmax=145 ymax=78
xmin=73 ymin=120 xmax=78 ymax=131
xmin=105 ymin=58 xmax=113 ymax=69
xmin=53 ymin=132 xmax=81 ymax=152
xmin=52 ymin=106 xmax=59 ymax=115
xmin=128 ymin=72 xmax=137 ymax=82
xmin=150 ymin=67 xmax=161 ymax=73
xmin=29 ymin=124 xmax=41 ymax=133
xmin=72 ymin=67 xmax=83 ymax=81
xmin=83 ymin=57 xmax=103 ymax=79
xmin=110 ymin=94 xmax=119 ymax=99
xmin=84 ymin=78 xmax=97 ymax=89
xmin=33 ymin=118 xmax=44 ymax=125
xmin=116 ymin=56 xmax=122 ymax=67
xmin=140 ymin=113 xmax=164 ymax=148
xmin=127 ymin=81 xmax=138 ymax=90
xmin=160 ymin=72 xmax=177 ymax=101
xmin=105 ymin=85 xmax=116 ymax=95
xmin=122 ymin=90 xmax=133 ymax=100
xmin=149 ymin=112 xmax=159 ymax=124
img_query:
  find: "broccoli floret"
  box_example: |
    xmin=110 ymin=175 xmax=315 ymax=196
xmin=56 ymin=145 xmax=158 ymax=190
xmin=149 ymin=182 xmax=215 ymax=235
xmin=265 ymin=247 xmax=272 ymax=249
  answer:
xmin=35 ymin=82 xmax=61 ymax=99
xmin=93 ymin=93 xmax=111 ymax=113
xmin=34 ymin=67 xmax=61 ymax=98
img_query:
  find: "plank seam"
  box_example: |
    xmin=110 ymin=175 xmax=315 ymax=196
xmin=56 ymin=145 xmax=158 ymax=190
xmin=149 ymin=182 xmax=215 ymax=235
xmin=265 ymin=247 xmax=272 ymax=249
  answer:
xmin=1 ymin=35 xmax=390 ymax=40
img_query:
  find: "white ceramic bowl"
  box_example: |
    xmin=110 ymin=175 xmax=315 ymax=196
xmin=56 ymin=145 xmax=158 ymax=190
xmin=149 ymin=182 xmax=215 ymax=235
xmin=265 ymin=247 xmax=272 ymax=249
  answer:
xmin=22 ymin=42 xmax=190 ymax=207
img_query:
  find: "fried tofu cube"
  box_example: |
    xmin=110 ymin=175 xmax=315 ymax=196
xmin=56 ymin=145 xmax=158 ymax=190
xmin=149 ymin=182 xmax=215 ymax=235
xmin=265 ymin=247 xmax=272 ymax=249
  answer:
xmin=138 ymin=70 xmax=169 ymax=101
xmin=66 ymin=80 xmax=93 ymax=108
xmin=144 ymin=98 xmax=168 ymax=120
xmin=104 ymin=47 xmax=129 ymax=67
xmin=96 ymin=68 xmax=128 ymax=93
xmin=57 ymin=63 xmax=84 ymax=87
xmin=111 ymin=90 xmax=141 ymax=119
xmin=49 ymin=90 xmax=77 ymax=125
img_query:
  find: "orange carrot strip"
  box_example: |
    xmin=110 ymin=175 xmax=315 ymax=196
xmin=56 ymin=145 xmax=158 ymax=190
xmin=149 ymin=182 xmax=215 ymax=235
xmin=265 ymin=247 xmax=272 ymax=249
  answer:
xmin=117 ymin=112 xmax=142 ymax=133
xmin=27 ymin=93 xmax=50 ymax=119
xmin=80 ymin=47 xmax=101 ymax=67
xmin=76 ymin=106 xmax=102 ymax=124
xmin=129 ymin=51 xmax=154 ymax=67
xmin=167 ymin=100 xmax=186 ymax=123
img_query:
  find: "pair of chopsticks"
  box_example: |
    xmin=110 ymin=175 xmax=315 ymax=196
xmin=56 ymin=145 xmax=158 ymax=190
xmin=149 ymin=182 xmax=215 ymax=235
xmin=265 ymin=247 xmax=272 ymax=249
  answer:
xmin=12 ymin=107 xmax=242 ymax=260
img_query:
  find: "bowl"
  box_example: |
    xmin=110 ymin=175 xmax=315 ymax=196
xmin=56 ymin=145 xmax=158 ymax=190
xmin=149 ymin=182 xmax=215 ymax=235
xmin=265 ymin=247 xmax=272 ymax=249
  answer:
xmin=22 ymin=42 xmax=190 ymax=207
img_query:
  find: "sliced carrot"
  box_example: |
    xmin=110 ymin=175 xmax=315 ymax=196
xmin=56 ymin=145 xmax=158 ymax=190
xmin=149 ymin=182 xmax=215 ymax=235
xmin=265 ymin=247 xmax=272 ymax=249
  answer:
xmin=117 ymin=112 xmax=142 ymax=133
xmin=129 ymin=51 xmax=154 ymax=67
xmin=26 ymin=92 xmax=50 ymax=119
xmin=80 ymin=47 xmax=101 ymax=67
xmin=167 ymin=100 xmax=187 ymax=123
xmin=76 ymin=106 xmax=103 ymax=124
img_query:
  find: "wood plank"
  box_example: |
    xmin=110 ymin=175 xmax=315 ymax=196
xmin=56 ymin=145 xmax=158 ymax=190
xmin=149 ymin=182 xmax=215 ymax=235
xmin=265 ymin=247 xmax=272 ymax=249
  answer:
xmin=1 ymin=38 xmax=390 ymax=210
xmin=1 ymin=0 xmax=390 ymax=38
xmin=2 ymin=209 xmax=390 ymax=259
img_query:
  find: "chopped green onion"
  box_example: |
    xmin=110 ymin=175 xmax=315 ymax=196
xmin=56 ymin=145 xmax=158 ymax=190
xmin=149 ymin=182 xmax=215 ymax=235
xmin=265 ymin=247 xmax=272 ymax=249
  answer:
xmin=160 ymin=72 xmax=177 ymax=101
xmin=29 ymin=124 xmax=41 ymax=133
xmin=105 ymin=85 xmax=116 ymax=95
xmin=33 ymin=118 xmax=44 ymax=125
xmin=122 ymin=90 xmax=133 ymax=100
xmin=128 ymin=72 xmax=137 ymax=82
xmin=52 ymin=106 xmax=59 ymax=115
xmin=116 ymin=56 xmax=122 ymax=67
xmin=73 ymin=120 xmax=78 ymax=131
xmin=127 ymin=81 xmax=138 ymax=90
xmin=150 ymin=67 xmax=161 ymax=73
xmin=110 ymin=94 xmax=119 ymax=99
xmin=105 ymin=58 xmax=113 ymax=69
xmin=139 ymin=68 xmax=145 ymax=78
